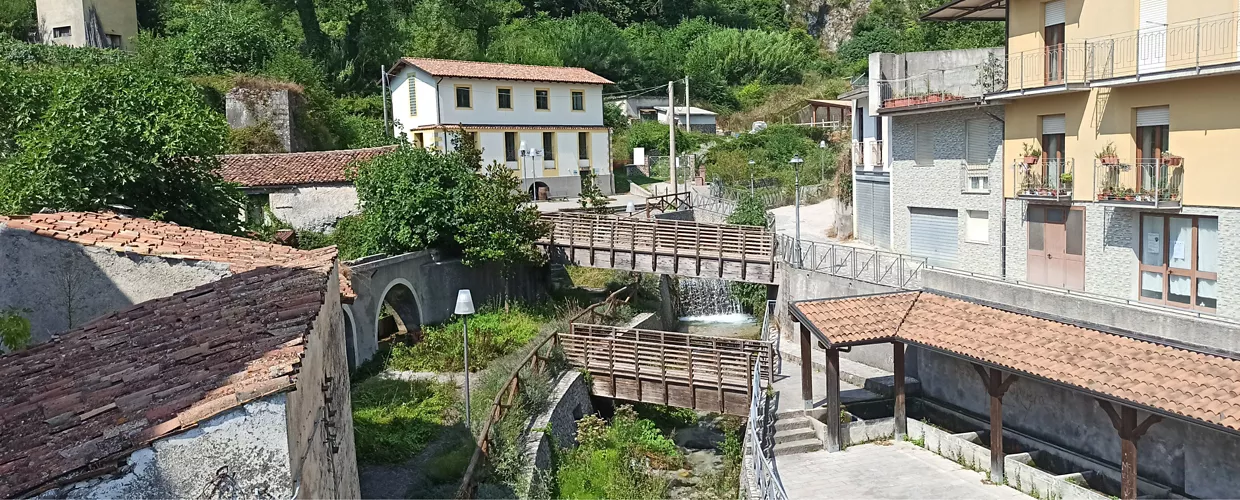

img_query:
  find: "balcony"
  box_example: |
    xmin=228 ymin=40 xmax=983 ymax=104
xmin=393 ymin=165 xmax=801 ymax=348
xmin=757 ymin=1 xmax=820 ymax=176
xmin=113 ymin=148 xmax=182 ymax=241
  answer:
xmin=1012 ymin=159 xmax=1074 ymax=201
xmin=1092 ymin=158 xmax=1183 ymax=209
xmin=870 ymin=140 xmax=884 ymax=169
xmin=1085 ymin=12 xmax=1240 ymax=86
xmin=877 ymin=64 xmax=993 ymax=111
xmin=986 ymin=44 xmax=1089 ymax=99
xmin=851 ymin=140 xmax=864 ymax=168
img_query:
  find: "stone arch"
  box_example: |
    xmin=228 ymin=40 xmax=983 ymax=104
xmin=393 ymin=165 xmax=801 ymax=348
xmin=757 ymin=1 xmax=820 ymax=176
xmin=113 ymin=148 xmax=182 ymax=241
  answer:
xmin=342 ymin=304 xmax=357 ymax=370
xmin=529 ymin=181 xmax=551 ymax=201
xmin=375 ymin=278 xmax=421 ymax=341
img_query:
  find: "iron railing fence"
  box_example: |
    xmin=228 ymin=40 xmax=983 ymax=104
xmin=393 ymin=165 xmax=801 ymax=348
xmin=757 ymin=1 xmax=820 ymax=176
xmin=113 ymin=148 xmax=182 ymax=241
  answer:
xmin=746 ymin=358 xmax=788 ymax=500
xmin=1011 ymin=158 xmax=1075 ymax=201
xmin=1093 ymin=158 xmax=1184 ymax=208
xmin=777 ymin=235 xmax=925 ymax=290
xmin=1086 ymin=12 xmax=1240 ymax=81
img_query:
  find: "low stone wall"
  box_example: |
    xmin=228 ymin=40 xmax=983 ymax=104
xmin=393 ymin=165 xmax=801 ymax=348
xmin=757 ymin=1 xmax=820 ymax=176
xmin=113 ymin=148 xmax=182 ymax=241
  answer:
xmin=520 ymin=371 xmax=594 ymax=497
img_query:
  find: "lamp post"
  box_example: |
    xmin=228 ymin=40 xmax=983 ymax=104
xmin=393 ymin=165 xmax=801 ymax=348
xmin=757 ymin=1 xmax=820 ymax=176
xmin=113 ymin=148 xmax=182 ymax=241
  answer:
xmin=747 ymin=160 xmax=756 ymax=194
xmin=455 ymin=289 xmax=476 ymax=429
xmin=520 ymin=142 xmax=543 ymax=201
xmin=519 ymin=141 xmax=530 ymax=200
xmin=819 ymin=140 xmax=828 ymax=183
xmin=790 ymin=155 xmax=804 ymax=268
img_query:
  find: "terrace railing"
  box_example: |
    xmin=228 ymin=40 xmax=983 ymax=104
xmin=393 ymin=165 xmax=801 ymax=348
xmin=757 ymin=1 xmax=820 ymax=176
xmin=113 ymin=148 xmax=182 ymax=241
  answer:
xmin=1012 ymin=158 xmax=1075 ymax=201
xmin=1086 ymin=12 xmax=1240 ymax=81
xmin=851 ymin=140 xmax=864 ymax=167
xmin=994 ymin=43 xmax=1089 ymax=93
xmin=876 ymin=62 xmax=997 ymax=109
xmin=746 ymin=357 xmax=788 ymax=500
xmin=777 ymin=234 xmax=925 ymax=289
xmin=1092 ymin=158 xmax=1184 ymax=209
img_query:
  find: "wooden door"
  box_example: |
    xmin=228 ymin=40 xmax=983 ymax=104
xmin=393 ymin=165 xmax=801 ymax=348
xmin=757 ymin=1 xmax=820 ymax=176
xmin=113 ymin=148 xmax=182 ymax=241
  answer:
xmin=1027 ymin=206 xmax=1085 ymax=290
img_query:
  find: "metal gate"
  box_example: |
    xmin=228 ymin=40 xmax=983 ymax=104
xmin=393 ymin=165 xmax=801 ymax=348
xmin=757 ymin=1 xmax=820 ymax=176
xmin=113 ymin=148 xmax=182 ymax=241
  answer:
xmin=855 ymin=176 xmax=891 ymax=250
xmin=908 ymin=208 xmax=959 ymax=268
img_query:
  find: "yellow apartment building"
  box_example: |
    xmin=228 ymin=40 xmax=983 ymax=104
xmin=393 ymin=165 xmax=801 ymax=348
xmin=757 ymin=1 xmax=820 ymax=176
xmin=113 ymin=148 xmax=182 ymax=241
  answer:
xmin=930 ymin=0 xmax=1240 ymax=319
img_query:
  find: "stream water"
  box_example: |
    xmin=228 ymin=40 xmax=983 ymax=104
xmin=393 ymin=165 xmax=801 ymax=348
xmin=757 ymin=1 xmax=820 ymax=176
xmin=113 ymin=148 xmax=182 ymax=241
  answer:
xmin=677 ymin=278 xmax=761 ymax=339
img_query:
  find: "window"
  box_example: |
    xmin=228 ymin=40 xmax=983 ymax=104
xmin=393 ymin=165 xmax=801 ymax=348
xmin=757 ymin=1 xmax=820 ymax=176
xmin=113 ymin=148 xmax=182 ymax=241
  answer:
xmin=1044 ymin=0 xmax=1065 ymax=84
xmin=52 ymin=26 xmax=71 ymax=38
xmin=497 ymin=87 xmax=512 ymax=110
xmin=408 ymin=84 xmax=417 ymax=116
xmin=106 ymin=34 xmax=122 ymax=48
xmin=1136 ymin=106 xmax=1171 ymax=191
xmin=966 ymin=174 xmax=989 ymax=193
xmin=1041 ymin=114 xmax=1066 ymax=188
xmin=914 ymin=123 xmax=934 ymax=166
xmin=245 ymin=194 xmax=270 ymax=225
xmin=542 ymin=132 xmax=555 ymax=161
xmin=965 ymin=119 xmax=991 ymax=167
xmin=536 ymin=89 xmax=550 ymax=110
xmin=577 ymin=132 xmax=589 ymax=160
xmin=571 ymin=90 xmax=585 ymax=111
xmin=455 ymin=85 xmax=471 ymax=109
xmin=505 ymin=132 xmax=517 ymax=162
xmin=1140 ymin=214 xmax=1217 ymax=310
xmin=966 ymin=211 xmax=989 ymax=243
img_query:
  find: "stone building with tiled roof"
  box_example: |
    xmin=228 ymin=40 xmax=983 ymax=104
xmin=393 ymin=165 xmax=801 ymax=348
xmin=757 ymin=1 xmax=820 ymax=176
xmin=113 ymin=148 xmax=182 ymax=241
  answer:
xmin=0 ymin=212 xmax=358 ymax=498
xmin=219 ymin=145 xmax=396 ymax=232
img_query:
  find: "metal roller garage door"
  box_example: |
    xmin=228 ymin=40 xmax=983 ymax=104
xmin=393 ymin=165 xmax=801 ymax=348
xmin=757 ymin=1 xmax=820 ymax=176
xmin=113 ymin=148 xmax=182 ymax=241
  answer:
xmin=855 ymin=178 xmax=891 ymax=250
xmin=909 ymin=208 xmax=958 ymax=268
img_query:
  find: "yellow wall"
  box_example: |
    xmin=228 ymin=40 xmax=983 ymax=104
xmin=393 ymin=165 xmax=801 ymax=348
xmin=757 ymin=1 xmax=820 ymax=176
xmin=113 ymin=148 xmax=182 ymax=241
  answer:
xmin=1003 ymin=74 xmax=1240 ymax=207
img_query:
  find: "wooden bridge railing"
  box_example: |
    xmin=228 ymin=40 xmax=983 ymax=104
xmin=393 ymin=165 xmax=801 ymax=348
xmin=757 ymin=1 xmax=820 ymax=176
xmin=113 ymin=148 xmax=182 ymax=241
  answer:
xmin=538 ymin=212 xmax=777 ymax=282
xmin=561 ymin=324 xmax=774 ymax=415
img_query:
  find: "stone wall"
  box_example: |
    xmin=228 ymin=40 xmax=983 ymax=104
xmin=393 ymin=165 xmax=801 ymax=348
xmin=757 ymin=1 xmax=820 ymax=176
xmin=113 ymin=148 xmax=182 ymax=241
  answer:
xmin=225 ymin=87 xmax=305 ymax=153
xmin=889 ymin=107 xmax=1005 ymax=277
xmin=47 ymin=395 xmax=292 ymax=498
xmin=521 ymin=371 xmax=595 ymax=497
xmin=267 ymin=184 xmax=360 ymax=233
xmin=286 ymin=263 xmax=360 ymax=498
xmin=0 ymin=226 xmax=230 ymax=343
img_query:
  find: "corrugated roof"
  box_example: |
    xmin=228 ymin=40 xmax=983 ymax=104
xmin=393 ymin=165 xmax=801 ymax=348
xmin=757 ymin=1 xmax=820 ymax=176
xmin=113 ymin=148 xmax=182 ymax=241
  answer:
xmin=922 ymin=0 xmax=1007 ymax=21
xmin=793 ymin=291 xmax=1240 ymax=433
xmin=219 ymin=145 xmax=396 ymax=188
xmin=393 ymin=58 xmax=613 ymax=85
xmin=0 ymin=261 xmax=333 ymax=497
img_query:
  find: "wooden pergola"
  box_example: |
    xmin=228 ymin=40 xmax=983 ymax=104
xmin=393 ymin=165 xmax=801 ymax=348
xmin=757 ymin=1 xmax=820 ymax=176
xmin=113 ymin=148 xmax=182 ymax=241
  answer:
xmin=790 ymin=291 xmax=1240 ymax=500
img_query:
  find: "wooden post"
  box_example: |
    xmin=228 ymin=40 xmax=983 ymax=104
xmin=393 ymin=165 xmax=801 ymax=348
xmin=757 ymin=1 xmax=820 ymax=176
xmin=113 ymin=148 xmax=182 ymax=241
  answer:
xmin=893 ymin=341 xmax=906 ymax=440
xmin=695 ymin=225 xmax=702 ymax=276
xmin=630 ymin=221 xmax=636 ymax=270
xmin=799 ymin=324 xmax=812 ymax=408
xmin=717 ymin=226 xmax=725 ymax=278
xmin=1096 ymin=400 xmax=1162 ymax=500
xmin=609 ymin=218 xmax=616 ymax=268
xmin=972 ymin=364 xmax=1018 ymax=485
xmin=825 ymin=347 xmax=842 ymax=452
xmin=672 ymin=221 xmax=680 ymax=274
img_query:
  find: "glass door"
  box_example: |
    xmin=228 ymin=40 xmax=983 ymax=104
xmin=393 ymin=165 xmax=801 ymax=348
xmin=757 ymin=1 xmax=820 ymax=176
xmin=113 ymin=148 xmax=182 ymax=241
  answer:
xmin=1045 ymin=23 xmax=1065 ymax=84
xmin=1136 ymin=124 xmax=1169 ymax=192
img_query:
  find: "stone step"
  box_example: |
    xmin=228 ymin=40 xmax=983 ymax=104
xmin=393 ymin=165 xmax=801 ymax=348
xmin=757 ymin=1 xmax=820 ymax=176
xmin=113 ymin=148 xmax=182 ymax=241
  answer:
xmin=773 ymin=438 xmax=822 ymax=456
xmin=774 ymin=427 xmax=818 ymax=444
xmin=774 ymin=416 xmax=811 ymax=431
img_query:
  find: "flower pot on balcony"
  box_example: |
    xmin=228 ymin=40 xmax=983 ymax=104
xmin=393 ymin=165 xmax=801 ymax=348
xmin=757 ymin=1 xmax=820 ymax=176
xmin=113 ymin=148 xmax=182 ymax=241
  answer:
xmin=1023 ymin=155 xmax=1039 ymax=165
xmin=1163 ymin=155 xmax=1183 ymax=167
xmin=1100 ymin=155 xmax=1119 ymax=165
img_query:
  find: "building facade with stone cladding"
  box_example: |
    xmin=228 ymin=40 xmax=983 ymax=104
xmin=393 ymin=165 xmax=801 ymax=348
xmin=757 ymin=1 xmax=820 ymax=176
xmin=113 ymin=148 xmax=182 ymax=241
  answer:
xmin=889 ymin=106 xmax=1005 ymax=277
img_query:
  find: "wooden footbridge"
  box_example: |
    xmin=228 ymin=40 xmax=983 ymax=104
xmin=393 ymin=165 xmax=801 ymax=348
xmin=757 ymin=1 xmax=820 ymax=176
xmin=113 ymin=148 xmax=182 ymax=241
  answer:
xmin=537 ymin=212 xmax=778 ymax=284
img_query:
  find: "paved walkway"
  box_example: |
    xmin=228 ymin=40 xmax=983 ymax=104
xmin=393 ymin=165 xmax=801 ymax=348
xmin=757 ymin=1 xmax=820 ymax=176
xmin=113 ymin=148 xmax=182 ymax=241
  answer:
xmin=777 ymin=442 xmax=1028 ymax=500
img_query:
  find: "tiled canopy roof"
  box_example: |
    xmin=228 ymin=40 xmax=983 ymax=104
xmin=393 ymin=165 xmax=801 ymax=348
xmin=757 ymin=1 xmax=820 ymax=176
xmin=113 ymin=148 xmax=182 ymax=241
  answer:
xmin=218 ymin=145 xmax=396 ymax=187
xmin=793 ymin=292 xmax=1240 ymax=433
xmin=393 ymin=57 xmax=613 ymax=85
xmin=0 ymin=261 xmax=334 ymax=497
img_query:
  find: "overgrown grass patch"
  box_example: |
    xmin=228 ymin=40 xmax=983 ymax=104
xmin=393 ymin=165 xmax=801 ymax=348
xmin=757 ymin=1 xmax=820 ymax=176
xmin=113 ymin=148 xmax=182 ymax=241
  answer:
xmin=386 ymin=304 xmax=552 ymax=373
xmin=565 ymin=266 xmax=628 ymax=290
xmin=552 ymin=406 xmax=681 ymax=499
xmin=351 ymin=377 xmax=458 ymax=464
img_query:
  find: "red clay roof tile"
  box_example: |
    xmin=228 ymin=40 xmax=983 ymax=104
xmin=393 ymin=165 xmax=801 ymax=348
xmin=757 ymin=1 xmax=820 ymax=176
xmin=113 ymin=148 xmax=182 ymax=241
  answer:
xmin=218 ymin=145 xmax=396 ymax=187
xmin=395 ymin=57 xmax=613 ymax=85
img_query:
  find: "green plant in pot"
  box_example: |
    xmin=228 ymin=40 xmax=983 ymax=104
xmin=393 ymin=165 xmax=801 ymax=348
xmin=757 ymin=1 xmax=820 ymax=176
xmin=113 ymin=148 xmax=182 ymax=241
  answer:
xmin=1096 ymin=142 xmax=1119 ymax=165
xmin=1021 ymin=143 xmax=1042 ymax=165
xmin=1162 ymin=150 xmax=1183 ymax=167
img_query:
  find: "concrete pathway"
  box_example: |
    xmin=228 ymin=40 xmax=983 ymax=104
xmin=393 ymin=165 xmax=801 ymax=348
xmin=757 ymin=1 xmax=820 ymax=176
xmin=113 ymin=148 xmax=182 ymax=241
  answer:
xmin=777 ymin=442 xmax=1029 ymax=500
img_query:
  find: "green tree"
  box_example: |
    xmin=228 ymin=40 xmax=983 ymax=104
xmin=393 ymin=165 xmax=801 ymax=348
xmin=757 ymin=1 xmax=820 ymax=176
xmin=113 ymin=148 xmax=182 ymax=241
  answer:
xmin=0 ymin=0 xmax=34 ymax=41
xmin=456 ymin=161 xmax=549 ymax=303
xmin=0 ymin=62 xmax=244 ymax=233
xmin=0 ymin=308 xmax=31 ymax=351
xmin=577 ymin=170 xmax=610 ymax=213
xmin=725 ymin=192 xmax=770 ymax=318
xmin=725 ymin=192 xmax=767 ymax=227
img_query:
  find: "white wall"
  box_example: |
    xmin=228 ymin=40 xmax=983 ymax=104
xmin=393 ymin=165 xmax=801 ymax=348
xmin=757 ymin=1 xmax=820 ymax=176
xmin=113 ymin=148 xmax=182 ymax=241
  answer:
xmin=390 ymin=67 xmax=441 ymax=137
xmin=268 ymin=184 xmax=359 ymax=233
xmin=466 ymin=130 xmax=609 ymax=178
xmin=436 ymin=78 xmax=604 ymax=126
xmin=655 ymin=110 xmax=717 ymax=126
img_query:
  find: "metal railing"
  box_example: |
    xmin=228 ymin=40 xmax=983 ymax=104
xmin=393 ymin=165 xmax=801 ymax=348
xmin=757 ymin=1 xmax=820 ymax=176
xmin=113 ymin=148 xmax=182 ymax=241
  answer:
xmin=777 ymin=234 xmax=925 ymax=289
xmin=994 ymin=43 xmax=1088 ymax=93
xmin=747 ymin=357 xmax=787 ymax=500
xmin=1012 ymin=159 xmax=1074 ymax=201
xmin=1086 ymin=12 xmax=1240 ymax=81
xmin=869 ymin=140 xmax=885 ymax=168
xmin=876 ymin=62 xmax=996 ymax=109
xmin=759 ymin=299 xmax=780 ymax=375
xmin=1092 ymin=158 xmax=1184 ymax=208
xmin=960 ymin=164 xmax=991 ymax=194
xmin=851 ymin=140 xmax=864 ymax=167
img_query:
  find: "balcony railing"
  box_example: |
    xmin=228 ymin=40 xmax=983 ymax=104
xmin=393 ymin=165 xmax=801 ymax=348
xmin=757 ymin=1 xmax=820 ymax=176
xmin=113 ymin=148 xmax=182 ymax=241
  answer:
xmin=870 ymin=140 xmax=884 ymax=168
xmin=1012 ymin=159 xmax=1074 ymax=201
xmin=877 ymin=62 xmax=996 ymax=109
xmin=1093 ymin=158 xmax=1183 ymax=208
xmin=991 ymin=43 xmax=1088 ymax=94
xmin=851 ymin=140 xmax=864 ymax=167
xmin=1086 ymin=12 xmax=1240 ymax=82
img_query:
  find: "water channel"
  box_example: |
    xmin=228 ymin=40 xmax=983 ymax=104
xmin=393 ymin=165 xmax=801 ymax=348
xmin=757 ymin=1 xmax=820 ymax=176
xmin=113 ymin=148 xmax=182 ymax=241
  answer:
xmin=676 ymin=277 xmax=761 ymax=340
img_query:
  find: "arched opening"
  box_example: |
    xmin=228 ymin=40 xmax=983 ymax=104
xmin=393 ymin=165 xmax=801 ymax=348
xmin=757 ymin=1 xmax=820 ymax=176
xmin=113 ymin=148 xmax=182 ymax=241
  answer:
xmin=342 ymin=305 xmax=356 ymax=370
xmin=375 ymin=279 xmax=422 ymax=344
xmin=529 ymin=181 xmax=551 ymax=201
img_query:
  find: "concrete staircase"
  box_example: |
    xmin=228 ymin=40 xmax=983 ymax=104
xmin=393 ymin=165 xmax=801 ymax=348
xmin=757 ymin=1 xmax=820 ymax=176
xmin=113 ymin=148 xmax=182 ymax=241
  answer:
xmin=772 ymin=413 xmax=822 ymax=455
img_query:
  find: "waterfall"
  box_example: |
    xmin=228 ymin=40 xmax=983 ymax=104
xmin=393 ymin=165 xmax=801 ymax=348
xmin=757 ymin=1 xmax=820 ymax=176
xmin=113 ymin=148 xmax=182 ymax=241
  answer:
xmin=677 ymin=277 xmax=743 ymax=318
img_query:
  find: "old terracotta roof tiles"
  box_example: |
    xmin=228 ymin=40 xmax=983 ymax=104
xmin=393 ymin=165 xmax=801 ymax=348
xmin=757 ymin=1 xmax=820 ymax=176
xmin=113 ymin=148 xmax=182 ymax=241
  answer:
xmin=218 ymin=145 xmax=396 ymax=187
xmin=0 ymin=262 xmax=333 ymax=497
xmin=394 ymin=57 xmax=613 ymax=85
xmin=793 ymin=291 xmax=1240 ymax=432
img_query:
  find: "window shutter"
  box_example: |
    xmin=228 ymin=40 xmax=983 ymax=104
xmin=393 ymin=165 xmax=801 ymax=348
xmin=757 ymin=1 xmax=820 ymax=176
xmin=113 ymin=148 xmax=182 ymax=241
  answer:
xmin=915 ymin=124 xmax=934 ymax=166
xmin=1045 ymin=0 xmax=1065 ymax=26
xmin=408 ymin=84 xmax=416 ymax=115
xmin=1041 ymin=115 xmax=1066 ymax=135
xmin=966 ymin=119 xmax=991 ymax=167
xmin=1136 ymin=106 xmax=1170 ymax=126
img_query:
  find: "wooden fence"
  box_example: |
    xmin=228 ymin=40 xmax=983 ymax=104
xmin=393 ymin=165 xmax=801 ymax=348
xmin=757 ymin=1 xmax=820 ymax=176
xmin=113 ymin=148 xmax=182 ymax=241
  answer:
xmin=538 ymin=212 xmax=777 ymax=283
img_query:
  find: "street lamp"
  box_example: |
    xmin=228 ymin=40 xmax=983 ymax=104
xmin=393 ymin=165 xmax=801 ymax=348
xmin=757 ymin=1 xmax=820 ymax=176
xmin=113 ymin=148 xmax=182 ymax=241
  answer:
xmin=819 ymin=140 xmax=828 ymax=183
xmin=747 ymin=160 xmax=756 ymax=194
xmin=790 ymin=155 xmax=804 ymax=268
xmin=455 ymin=289 xmax=476 ymax=429
xmin=519 ymin=141 xmax=529 ymax=200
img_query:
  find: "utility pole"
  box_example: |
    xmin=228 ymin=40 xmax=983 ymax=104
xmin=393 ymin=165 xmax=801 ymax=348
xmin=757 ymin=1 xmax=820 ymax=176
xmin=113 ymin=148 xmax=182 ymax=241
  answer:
xmin=380 ymin=65 xmax=389 ymax=137
xmin=668 ymin=80 xmax=677 ymax=191
xmin=684 ymin=76 xmax=691 ymax=192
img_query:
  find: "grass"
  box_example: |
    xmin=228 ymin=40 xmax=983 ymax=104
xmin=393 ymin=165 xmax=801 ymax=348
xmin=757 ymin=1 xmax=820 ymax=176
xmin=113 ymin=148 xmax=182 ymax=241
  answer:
xmin=385 ymin=303 xmax=552 ymax=373
xmin=565 ymin=266 xmax=629 ymax=290
xmin=351 ymin=377 xmax=458 ymax=464
xmin=633 ymin=402 xmax=699 ymax=433
xmin=697 ymin=416 xmax=745 ymax=499
xmin=552 ymin=406 xmax=680 ymax=499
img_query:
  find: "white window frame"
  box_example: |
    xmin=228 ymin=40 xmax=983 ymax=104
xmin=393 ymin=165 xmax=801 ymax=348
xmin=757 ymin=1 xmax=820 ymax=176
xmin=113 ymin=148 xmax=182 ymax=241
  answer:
xmin=965 ymin=173 xmax=990 ymax=194
xmin=408 ymin=83 xmax=416 ymax=116
xmin=966 ymin=210 xmax=989 ymax=243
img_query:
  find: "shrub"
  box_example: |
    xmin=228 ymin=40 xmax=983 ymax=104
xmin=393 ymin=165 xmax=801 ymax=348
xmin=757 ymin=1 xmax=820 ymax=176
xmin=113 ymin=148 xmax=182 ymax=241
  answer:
xmin=385 ymin=304 xmax=548 ymax=373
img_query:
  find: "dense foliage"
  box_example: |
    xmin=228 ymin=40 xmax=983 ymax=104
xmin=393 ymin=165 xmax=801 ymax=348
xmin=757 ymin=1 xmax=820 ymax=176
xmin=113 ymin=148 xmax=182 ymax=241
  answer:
xmin=385 ymin=303 xmax=547 ymax=372
xmin=554 ymin=406 xmax=680 ymax=498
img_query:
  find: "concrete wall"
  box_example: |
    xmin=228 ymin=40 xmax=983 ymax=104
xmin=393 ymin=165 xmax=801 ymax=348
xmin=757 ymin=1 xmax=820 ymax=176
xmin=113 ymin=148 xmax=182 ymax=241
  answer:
xmin=226 ymin=87 xmax=305 ymax=153
xmin=266 ymin=184 xmax=359 ymax=233
xmin=521 ymin=371 xmax=594 ymax=497
xmin=47 ymin=395 xmax=292 ymax=498
xmin=0 ymin=226 xmax=230 ymax=343
xmin=285 ymin=263 xmax=360 ymax=498
xmin=889 ymin=107 xmax=1004 ymax=277
xmin=870 ymin=48 xmax=1003 ymax=105
xmin=346 ymin=250 xmax=548 ymax=366
xmin=915 ymin=348 xmax=1240 ymax=498
xmin=37 ymin=0 xmax=137 ymax=48
xmin=774 ymin=264 xmax=902 ymax=370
